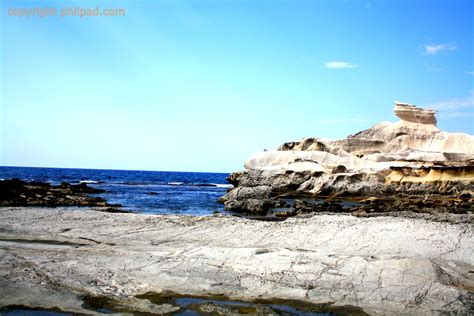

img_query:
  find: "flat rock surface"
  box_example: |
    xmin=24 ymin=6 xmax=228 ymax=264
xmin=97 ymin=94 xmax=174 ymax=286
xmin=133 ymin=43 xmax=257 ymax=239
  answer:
xmin=0 ymin=207 xmax=472 ymax=314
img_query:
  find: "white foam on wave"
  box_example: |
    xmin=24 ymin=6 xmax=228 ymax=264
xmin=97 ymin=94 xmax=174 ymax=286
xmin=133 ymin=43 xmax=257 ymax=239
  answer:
xmin=80 ymin=180 xmax=100 ymax=184
xmin=212 ymin=183 xmax=233 ymax=188
xmin=168 ymin=182 xmax=184 ymax=186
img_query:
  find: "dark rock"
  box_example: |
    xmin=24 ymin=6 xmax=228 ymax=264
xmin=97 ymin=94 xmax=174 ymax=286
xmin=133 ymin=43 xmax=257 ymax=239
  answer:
xmin=293 ymin=200 xmax=345 ymax=213
xmin=99 ymin=207 xmax=132 ymax=214
xmin=458 ymin=192 xmax=471 ymax=199
xmin=60 ymin=182 xmax=71 ymax=189
xmin=0 ymin=179 xmax=112 ymax=208
xmin=274 ymin=209 xmax=297 ymax=217
xmin=293 ymin=200 xmax=313 ymax=212
xmin=332 ymin=165 xmax=348 ymax=174
xmin=224 ymin=198 xmax=282 ymax=215
xmin=70 ymin=183 xmax=106 ymax=194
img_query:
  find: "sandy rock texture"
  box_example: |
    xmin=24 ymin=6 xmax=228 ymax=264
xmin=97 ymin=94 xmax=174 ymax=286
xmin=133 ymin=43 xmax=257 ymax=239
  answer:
xmin=0 ymin=207 xmax=472 ymax=314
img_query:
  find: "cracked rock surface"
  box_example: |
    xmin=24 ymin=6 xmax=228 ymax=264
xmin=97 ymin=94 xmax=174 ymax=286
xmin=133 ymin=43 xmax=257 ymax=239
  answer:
xmin=0 ymin=207 xmax=472 ymax=314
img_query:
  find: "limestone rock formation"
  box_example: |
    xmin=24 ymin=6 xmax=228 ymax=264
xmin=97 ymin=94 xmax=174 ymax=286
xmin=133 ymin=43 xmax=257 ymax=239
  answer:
xmin=394 ymin=101 xmax=437 ymax=126
xmin=221 ymin=102 xmax=474 ymax=214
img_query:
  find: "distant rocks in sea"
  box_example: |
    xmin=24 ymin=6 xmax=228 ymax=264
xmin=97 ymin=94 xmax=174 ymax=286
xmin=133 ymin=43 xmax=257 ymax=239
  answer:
xmin=220 ymin=102 xmax=474 ymax=220
xmin=0 ymin=178 xmax=117 ymax=207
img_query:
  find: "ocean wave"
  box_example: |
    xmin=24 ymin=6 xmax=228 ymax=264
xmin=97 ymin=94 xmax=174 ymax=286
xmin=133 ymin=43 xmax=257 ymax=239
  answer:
xmin=167 ymin=182 xmax=184 ymax=186
xmin=167 ymin=182 xmax=232 ymax=188
xmin=79 ymin=180 xmax=103 ymax=184
xmin=212 ymin=183 xmax=234 ymax=188
xmin=119 ymin=181 xmax=150 ymax=185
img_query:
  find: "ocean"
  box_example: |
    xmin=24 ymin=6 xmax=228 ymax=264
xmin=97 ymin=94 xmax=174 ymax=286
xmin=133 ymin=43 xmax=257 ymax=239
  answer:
xmin=0 ymin=166 xmax=357 ymax=315
xmin=0 ymin=166 xmax=231 ymax=215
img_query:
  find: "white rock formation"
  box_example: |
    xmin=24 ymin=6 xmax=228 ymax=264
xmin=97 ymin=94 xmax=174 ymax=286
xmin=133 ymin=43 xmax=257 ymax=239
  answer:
xmin=234 ymin=102 xmax=474 ymax=196
xmin=394 ymin=101 xmax=438 ymax=126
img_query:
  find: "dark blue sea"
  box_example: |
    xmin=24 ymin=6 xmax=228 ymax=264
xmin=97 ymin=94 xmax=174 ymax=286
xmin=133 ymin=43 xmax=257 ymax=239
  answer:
xmin=0 ymin=166 xmax=231 ymax=215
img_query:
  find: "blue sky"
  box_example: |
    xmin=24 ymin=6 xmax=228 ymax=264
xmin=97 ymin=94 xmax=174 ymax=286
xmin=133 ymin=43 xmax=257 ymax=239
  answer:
xmin=1 ymin=0 xmax=473 ymax=172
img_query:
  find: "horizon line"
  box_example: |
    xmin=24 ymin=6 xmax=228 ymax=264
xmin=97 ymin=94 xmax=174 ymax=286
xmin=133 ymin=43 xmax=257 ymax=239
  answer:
xmin=0 ymin=164 xmax=231 ymax=175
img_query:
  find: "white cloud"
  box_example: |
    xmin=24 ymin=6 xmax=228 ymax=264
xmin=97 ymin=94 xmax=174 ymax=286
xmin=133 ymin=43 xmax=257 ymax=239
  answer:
xmin=426 ymin=92 xmax=474 ymax=111
xmin=424 ymin=43 xmax=456 ymax=55
xmin=324 ymin=61 xmax=358 ymax=69
xmin=426 ymin=93 xmax=474 ymax=127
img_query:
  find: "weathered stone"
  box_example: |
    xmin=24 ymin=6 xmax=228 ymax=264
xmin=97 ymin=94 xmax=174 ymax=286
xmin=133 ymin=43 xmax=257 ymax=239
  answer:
xmin=393 ymin=101 xmax=437 ymax=125
xmin=221 ymin=102 xmax=474 ymax=216
xmin=0 ymin=207 xmax=472 ymax=315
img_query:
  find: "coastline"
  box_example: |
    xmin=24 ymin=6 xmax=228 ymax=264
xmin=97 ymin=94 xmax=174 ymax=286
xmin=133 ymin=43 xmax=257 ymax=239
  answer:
xmin=1 ymin=206 xmax=472 ymax=314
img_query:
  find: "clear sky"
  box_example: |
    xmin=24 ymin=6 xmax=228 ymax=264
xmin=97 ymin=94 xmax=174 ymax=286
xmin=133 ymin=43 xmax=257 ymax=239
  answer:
xmin=1 ymin=0 xmax=473 ymax=172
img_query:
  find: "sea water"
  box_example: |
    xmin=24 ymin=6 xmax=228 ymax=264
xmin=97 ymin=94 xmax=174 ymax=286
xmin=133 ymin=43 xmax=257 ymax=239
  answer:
xmin=0 ymin=166 xmax=231 ymax=215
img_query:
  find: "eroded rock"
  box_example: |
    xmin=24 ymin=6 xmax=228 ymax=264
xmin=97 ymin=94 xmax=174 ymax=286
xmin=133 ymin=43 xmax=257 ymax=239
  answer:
xmin=0 ymin=207 xmax=472 ymax=314
xmin=221 ymin=102 xmax=474 ymax=217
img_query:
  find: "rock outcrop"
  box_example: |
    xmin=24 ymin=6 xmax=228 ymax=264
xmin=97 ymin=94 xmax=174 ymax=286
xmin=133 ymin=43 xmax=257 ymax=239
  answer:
xmin=0 ymin=179 xmax=117 ymax=207
xmin=394 ymin=102 xmax=437 ymax=125
xmin=221 ymin=102 xmax=474 ymax=215
xmin=0 ymin=207 xmax=472 ymax=315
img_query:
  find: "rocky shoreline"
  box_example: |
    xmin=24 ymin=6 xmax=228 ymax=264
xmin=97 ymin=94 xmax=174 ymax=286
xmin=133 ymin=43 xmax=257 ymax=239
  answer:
xmin=1 ymin=103 xmax=472 ymax=314
xmin=0 ymin=207 xmax=472 ymax=314
xmin=219 ymin=103 xmax=474 ymax=223
xmin=0 ymin=178 xmax=119 ymax=208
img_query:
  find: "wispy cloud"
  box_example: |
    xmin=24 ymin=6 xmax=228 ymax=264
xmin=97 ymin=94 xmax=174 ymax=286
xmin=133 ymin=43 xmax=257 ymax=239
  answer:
xmin=467 ymin=71 xmax=474 ymax=76
xmin=426 ymin=92 xmax=474 ymax=111
xmin=425 ymin=92 xmax=474 ymax=125
xmin=317 ymin=118 xmax=367 ymax=126
xmin=424 ymin=43 xmax=456 ymax=55
xmin=440 ymin=111 xmax=474 ymax=118
xmin=324 ymin=61 xmax=358 ymax=69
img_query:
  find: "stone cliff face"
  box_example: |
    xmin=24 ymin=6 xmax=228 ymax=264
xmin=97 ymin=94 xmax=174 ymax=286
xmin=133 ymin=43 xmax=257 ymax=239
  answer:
xmin=221 ymin=102 xmax=474 ymax=215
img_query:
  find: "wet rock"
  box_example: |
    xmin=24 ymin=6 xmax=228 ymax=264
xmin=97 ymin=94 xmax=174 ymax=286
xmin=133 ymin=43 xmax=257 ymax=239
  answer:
xmin=224 ymin=198 xmax=283 ymax=214
xmin=293 ymin=200 xmax=345 ymax=214
xmin=274 ymin=209 xmax=297 ymax=218
xmin=0 ymin=179 xmax=112 ymax=207
xmin=293 ymin=199 xmax=313 ymax=212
